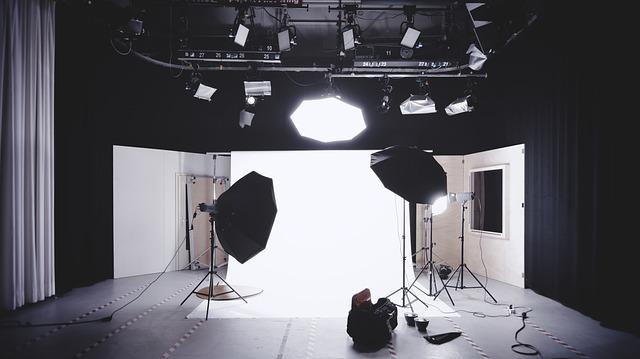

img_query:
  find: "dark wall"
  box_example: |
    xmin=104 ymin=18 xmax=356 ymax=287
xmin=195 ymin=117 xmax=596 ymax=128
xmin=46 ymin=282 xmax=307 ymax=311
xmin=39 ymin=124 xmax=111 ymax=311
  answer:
xmin=55 ymin=2 xmax=634 ymax=333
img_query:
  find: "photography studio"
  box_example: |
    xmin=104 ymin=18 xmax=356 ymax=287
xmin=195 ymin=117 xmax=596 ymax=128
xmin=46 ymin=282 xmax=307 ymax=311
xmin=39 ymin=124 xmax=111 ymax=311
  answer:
xmin=0 ymin=0 xmax=637 ymax=358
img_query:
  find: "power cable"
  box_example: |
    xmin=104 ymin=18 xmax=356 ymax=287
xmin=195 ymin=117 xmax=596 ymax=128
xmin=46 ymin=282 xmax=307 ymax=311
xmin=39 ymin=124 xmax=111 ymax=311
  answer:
xmin=1 ymin=215 xmax=200 ymax=329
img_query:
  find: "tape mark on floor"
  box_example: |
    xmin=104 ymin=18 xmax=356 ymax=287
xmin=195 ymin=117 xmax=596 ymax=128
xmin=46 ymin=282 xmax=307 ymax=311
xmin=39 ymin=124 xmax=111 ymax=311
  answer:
xmin=444 ymin=316 xmax=490 ymax=359
xmin=304 ymin=317 xmax=318 ymax=359
xmin=528 ymin=320 xmax=589 ymax=358
xmin=276 ymin=319 xmax=293 ymax=359
xmin=160 ymin=320 xmax=205 ymax=358
xmin=73 ymin=281 xmax=195 ymax=358
xmin=386 ymin=341 xmax=398 ymax=359
xmin=15 ymin=284 xmax=147 ymax=352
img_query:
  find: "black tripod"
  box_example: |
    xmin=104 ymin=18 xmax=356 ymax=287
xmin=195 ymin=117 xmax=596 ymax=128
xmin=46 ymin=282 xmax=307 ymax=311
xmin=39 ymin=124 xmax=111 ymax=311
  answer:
xmin=180 ymin=212 xmax=247 ymax=320
xmin=409 ymin=206 xmax=453 ymax=304
xmin=386 ymin=201 xmax=429 ymax=311
xmin=434 ymin=200 xmax=497 ymax=303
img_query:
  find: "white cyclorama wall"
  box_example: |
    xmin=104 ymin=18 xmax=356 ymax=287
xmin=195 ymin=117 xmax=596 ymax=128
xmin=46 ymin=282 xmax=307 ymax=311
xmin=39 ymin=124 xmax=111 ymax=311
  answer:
xmin=226 ymin=151 xmax=412 ymax=317
xmin=463 ymin=144 xmax=525 ymax=287
xmin=113 ymin=145 xmax=214 ymax=278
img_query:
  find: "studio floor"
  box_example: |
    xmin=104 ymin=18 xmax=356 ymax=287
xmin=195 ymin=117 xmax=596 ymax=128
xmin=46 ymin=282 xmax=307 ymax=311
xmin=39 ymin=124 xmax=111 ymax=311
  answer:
xmin=2 ymin=268 xmax=638 ymax=359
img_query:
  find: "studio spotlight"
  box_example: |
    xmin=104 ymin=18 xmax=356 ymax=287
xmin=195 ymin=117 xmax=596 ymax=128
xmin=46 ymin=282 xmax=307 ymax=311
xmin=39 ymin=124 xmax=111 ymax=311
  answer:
xmin=185 ymin=72 xmax=217 ymax=101
xmin=231 ymin=6 xmax=254 ymax=48
xmin=239 ymin=109 xmax=254 ymax=128
xmin=245 ymin=96 xmax=257 ymax=106
xmin=343 ymin=28 xmax=356 ymax=51
xmin=277 ymin=11 xmax=297 ymax=52
xmin=278 ymin=28 xmax=298 ymax=52
xmin=451 ymin=191 xmax=475 ymax=203
xmin=234 ymin=23 xmax=250 ymax=47
xmin=400 ymin=5 xmax=421 ymax=48
xmin=400 ymin=94 xmax=436 ymax=115
xmin=127 ymin=18 xmax=144 ymax=36
xmin=244 ymin=81 xmax=272 ymax=97
xmin=467 ymin=43 xmax=487 ymax=71
xmin=400 ymin=80 xmax=436 ymax=115
xmin=378 ymin=77 xmax=393 ymax=114
xmin=401 ymin=27 xmax=421 ymax=49
xmin=194 ymin=84 xmax=217 ymax=101
xmin=445 ymin=95 xmax=476 ymax=116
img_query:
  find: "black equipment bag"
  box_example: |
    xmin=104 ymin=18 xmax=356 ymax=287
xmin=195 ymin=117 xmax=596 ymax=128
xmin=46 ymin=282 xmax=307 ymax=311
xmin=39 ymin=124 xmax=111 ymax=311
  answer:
xmin=347 ymin=297 xmax=398 ymax=352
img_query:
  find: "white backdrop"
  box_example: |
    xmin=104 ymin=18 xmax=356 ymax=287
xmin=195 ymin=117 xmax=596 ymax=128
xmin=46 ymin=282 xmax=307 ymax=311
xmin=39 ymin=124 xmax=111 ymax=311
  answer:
xmin=188 ymin=150 xmax=456 ymax=318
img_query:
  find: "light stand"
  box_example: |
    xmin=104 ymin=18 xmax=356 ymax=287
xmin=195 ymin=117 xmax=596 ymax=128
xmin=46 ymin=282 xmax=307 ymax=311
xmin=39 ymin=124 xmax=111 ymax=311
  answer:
xmin=180 ymin=212 xmax=247 ymax=320
xmin=386 ymin=200 xmax=430 ymax=311
xmin=408 ymin=206 xmax=453 ymax=304
xmin=434 ymin=199 xmax=497 ymax=303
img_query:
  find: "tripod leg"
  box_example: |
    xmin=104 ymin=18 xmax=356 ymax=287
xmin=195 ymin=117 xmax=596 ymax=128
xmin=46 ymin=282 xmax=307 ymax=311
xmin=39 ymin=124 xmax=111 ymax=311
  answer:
xmin=405 ymin=288 xmax=429 ymax=310
xmin=386 ymin=287 xmax=403 ymax=300
xmin=180 ymin=271 xmax=211 ymax=306
xmin=205 ymin=270 xmax=214 ymax=320
xmin=435 ymin=269 xmax=454 ymax=305
xmin=464 ymin=265 xmax=498 ymax=303
xmin=213 ymin=272 xmax=249 ymax=303
xmin=403 ymin=289 xmax=415 ymax=312
xmin=407 ymin=261 xmax=430 ymax=291
xmin=435 ymin=265 xmax=461 ymax=299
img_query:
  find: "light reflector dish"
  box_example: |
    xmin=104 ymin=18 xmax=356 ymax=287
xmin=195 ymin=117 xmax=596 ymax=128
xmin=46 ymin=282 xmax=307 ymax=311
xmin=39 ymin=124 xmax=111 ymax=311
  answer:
xmin=445 ymin=95 xmax=474 ymax=116
xmin=399 ymin=94 xmax=436 ymax=115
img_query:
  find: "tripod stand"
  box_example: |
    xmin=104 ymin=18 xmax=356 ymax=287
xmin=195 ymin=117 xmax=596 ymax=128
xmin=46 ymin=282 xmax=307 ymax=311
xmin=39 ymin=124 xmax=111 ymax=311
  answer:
xmin=180 ymin=212 xmax=247 ymax=320
xmin=434 ymin=200 xmax=497 ymax=303
xmin=408 ymin=206 xmax=453 ymax=304
xmin=386 ymin=201 xmax=429 ymax=311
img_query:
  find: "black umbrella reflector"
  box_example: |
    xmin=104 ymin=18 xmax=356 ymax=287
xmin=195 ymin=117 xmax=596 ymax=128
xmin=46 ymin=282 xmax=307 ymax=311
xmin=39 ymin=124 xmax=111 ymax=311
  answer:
xmin=214 ymin=171 xmax=278 ymax=264
xmin=370 ymin=146 xmax=447 ymax=204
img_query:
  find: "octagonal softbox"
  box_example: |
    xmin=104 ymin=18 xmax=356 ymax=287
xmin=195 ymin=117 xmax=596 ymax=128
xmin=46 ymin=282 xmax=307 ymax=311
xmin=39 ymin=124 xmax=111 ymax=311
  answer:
xmin=214 ymin=171 xmax=277 ymax=264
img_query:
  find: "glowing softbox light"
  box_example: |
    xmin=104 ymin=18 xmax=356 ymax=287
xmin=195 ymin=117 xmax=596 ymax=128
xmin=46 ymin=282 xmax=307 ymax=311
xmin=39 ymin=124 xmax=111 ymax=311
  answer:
xmin=290 ymin=97 xmax=366 ymax=142
xmin=432 ymin=195 xmax=449 ymax=216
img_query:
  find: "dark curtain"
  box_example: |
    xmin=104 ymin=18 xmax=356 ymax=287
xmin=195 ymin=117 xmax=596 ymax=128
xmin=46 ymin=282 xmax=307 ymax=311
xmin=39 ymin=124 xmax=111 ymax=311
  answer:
xmin=54 ymin=4 xmax=114 ymax=293
xmin=489 ymin=4 xmax=636 ymax=333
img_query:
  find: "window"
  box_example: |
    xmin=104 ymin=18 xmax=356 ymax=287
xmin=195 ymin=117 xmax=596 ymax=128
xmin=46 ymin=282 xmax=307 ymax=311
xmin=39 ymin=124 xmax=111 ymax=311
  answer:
xmin=470 ymin=166 xmax=504 ymax=235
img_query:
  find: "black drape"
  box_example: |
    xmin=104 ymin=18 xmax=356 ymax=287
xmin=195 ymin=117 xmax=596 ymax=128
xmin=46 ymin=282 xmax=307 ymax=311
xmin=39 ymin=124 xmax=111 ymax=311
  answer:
xmin=487 ymin=4 xmax=636 ymax=333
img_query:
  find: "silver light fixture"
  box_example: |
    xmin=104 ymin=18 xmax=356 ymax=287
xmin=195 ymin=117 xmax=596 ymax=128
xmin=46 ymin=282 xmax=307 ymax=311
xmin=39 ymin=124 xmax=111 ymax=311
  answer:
xmin=244 ymin=81 xmax=271 ymax=97
xmin=401 ymin=27 xmax=421 ymax=48
xmin=467 ymin=43 xmax=487 ymax=71
xmin=400 ymin=79 xmax=436 ymax=115
xmin=277 ymin=11 xmax=297 ymax=52
xmin=234 ymin=23 xmax=250 ymax=47
xmin=239 ymin=109 xmax=254 ymax=128
xmin=445 ymin=95 xmax=475 ymax=116
xmin=185 ymin=71 xmax=217 ymax=101
xmin=400 ymin=94 xmax=436 ymax=115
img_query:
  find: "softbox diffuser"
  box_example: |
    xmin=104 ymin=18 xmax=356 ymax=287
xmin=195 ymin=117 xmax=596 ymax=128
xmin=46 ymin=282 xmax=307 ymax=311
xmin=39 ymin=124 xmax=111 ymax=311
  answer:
xmin=370 ymin=145 xmax=447 ymax=204
xmin=215 ymin=171 xmax=277 ymax=264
